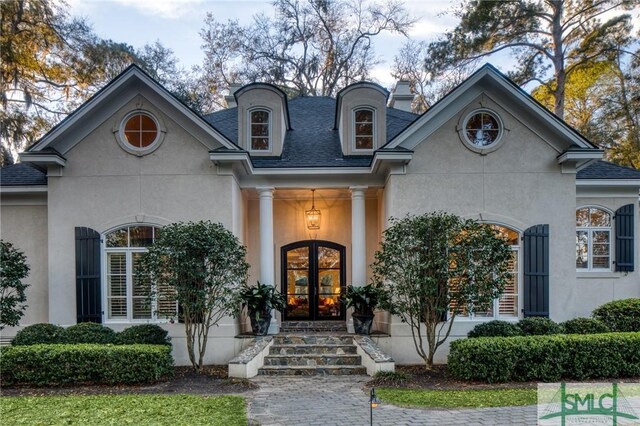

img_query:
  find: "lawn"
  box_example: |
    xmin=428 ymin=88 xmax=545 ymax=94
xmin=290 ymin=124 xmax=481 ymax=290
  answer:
xmin=376 ymin=388 xmax=538 ymax=408
xmin=0 ymin=394 xmax=247 ymax=425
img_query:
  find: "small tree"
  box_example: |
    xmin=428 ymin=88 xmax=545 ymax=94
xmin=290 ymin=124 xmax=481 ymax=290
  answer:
xmin=141 ymin=221 xmax=249 ymax=371
xmin=372 ymin=212 xmax=512 ymax=368
xmin=0 ymin=240 xmax=30 ymax=330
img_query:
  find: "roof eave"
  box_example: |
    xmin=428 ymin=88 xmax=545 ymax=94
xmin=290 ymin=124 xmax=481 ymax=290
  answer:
xmin=0 ymin=185 xmax=48 ymax=194
xmin=19 ymin=152 xmax=67 ymax=167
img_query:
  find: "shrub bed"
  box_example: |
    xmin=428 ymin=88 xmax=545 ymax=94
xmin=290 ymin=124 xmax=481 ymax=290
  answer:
xmin=593 ymin=299 xmax=640 ymax=332
xmin=12 ymin=324 xmax=66 ymax=345
xmin=0 ymin=344 xmax=174 ymax=386
xmin=561 ymin=317 xmax=610 ymax=334
xmin=116 ymin=325 xmax=171 ymax=346
xmin=448 ymin=332 xmax=640 ymax=383
xmin=517 ymin=317 xmax=562 ymax=336
xmin=468 ymin=320 xmax=522 ymax=338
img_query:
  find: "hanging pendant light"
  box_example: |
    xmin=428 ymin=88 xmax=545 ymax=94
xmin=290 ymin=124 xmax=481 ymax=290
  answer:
xmin=305 ymin=189 xmax=321 ymax=230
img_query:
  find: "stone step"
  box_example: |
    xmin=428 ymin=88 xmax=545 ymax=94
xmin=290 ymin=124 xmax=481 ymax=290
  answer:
xmin=269 ymin=343 xmax=358 ymax=355
xmin=263 ymin=354 xmax=362 ymax=366
xmin=257 ymin=365 xmax=367 ymax=376
xmin=273 ymin=335 xmax=353 ymax=345
xmin=280 ymin=321 xmax=347 ymax=333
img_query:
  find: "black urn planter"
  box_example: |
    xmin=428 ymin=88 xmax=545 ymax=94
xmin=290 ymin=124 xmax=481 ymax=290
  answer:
xmin=250 ymin=312 xmax=272 ymax=335
xmin=352 ymin=314 xmax=375 ymax=335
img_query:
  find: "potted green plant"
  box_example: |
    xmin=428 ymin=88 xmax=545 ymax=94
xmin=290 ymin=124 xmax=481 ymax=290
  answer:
xmin=239 ymin=281 xmax=286 ymax=335
xmin=342 ymin=284 xmax=382 ymax=335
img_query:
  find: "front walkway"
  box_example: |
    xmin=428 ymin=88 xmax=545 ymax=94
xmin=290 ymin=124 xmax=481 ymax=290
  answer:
xmin=247 ymin=375 xmax=538 ymax=426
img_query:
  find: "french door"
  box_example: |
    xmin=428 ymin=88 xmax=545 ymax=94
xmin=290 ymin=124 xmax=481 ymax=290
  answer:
xmin=281 ymin=240 xmax=345 ymax=321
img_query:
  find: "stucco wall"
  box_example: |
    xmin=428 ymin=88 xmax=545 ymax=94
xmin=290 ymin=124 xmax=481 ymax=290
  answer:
xmin=0 ymin=195 xmax=48 ymax=329
xmin=382 ymin=96 xmax=579 ymax=364
xmin=41 ymin=96 xmax=239 ymax=365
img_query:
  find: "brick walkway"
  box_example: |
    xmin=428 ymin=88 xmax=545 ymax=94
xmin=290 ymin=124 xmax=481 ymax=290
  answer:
xmin=247 ymin=375 xmax=538 ymax=426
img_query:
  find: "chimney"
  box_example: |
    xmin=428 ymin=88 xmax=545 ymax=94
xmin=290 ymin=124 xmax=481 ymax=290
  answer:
xmin=388 ymin=80 xmax=414 ymax=112
xmin=225 ymin=83 xmax=242 ymax=108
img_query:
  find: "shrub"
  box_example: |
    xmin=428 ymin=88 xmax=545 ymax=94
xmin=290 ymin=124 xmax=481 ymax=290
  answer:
xmin=369 ymin=371 xmax=410 ymax=387
xmin=117 ymin=325 xmax=171 ymax=346
xmin=517 ymin=317 xmax=562 ymax=336
xmin=63 ymin=323 xmax=117 ymax=344
xmin=593 ymin=299 xmax=640 ymax=332
xmin=467 ymin=320 xmax=522 ymax=338
xmin=12 ymin=323 xmax=65 ymax=345
xmin=448 ymin=333 xmax=640 ymax=383
xmin=0 ymin=344 xmax=174 ymax=386
xmin=561 ymin=317 xmax=610 ymax=334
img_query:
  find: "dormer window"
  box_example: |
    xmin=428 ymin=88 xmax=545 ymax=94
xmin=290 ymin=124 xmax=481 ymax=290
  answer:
xmin=354 ymin=108 xmax=374 ymax=150
xmin=250 ymin=109 xmax=271 ymax=151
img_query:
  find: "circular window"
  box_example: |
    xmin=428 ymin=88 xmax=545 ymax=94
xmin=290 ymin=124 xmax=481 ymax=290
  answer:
xmin=459 ymin=109 xmax=504 ymax=154
xmin=116 ymin=111 xmax=165 ymax=155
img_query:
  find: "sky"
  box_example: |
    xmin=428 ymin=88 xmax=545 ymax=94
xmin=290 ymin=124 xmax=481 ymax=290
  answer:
xmin=65 ymin=0 xmax=466 ymax=89
xmin=65 ymin=0 xmax=639 ymax=91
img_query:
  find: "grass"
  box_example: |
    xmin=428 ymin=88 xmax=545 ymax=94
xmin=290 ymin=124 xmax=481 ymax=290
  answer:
xmin=376 ymin=388 xmax=538 ymax=408
xmin=0 ymin=394 xmax=247 ymax=425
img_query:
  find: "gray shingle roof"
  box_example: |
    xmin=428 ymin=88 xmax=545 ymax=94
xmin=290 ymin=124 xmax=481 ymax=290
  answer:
xmin=577 ymin=161 xmax=640 ymax=180
xmin=204 ymin=96 xmax=419 ymax=168
xmin=0 ymin=163 xmax=47 ymax=186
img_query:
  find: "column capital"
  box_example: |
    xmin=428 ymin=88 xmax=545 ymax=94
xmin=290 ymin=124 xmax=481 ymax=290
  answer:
xmin=349 ymin=186 xmax=368 ymax=197
xmin=256 ymin=187 xmax=275 ymax=197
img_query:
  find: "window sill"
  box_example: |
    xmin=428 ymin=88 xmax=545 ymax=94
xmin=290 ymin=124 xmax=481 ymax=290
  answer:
xmin=577 ymin=272 xmax=619 ymax=279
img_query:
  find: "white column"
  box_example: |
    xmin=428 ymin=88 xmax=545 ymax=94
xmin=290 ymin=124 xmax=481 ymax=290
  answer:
xmin=257 ymin=187 xmax=278 ymax=333
xmin=349 ymin=186 xmax=367 ymax=333
xmin=350 ymin=186 xmax=367 ymax=286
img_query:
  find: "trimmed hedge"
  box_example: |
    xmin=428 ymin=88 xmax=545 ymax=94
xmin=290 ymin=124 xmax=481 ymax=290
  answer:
xmin=593 ymin=299 xmax=640 ymax=332
xmin=117 ymin=325 xmax=171 ymax=346
xmin=561 ymin=317 xmax=610 ymax=334
xmin=0 ymin=344 xmax=174 ymax=386
xmin=517 ymin=317 xmax=562 ymax=336
xmin=63 ymin=323 xmax=118 ymax=344
xmin=12 ymin=324 xmax=66 ymax=345
xmin=448 ymin=332 xmax=640 ymax=383
xmin=468 ymin=320 xmax=522 ymax=338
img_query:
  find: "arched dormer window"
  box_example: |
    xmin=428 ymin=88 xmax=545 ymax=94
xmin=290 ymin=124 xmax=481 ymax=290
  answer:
xmin=576 ymin=207 xmax=612 ymax=271
xmin=353 ymin=108 xmax=375 ymax=150
xmin=249 ymin=109 xmax=271 ymax=151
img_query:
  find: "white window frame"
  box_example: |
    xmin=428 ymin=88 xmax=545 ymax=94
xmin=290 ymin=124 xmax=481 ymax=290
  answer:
xmin=352 ymin=107 xmax=376 ymax=152
xmin=102 ymin=225 xmax=175 ymax=324
xmin=576 ymin=206 xmax=613 ymax=272
xmin=455 ymin=224 xmax=521 ymax=322
xmin=458 ymin=108 xmax=505 ymax=155
xmin=248 ymin=108 xmax=272 ymax=153
xmin=116 ymin=110 xmax=165 ymax=156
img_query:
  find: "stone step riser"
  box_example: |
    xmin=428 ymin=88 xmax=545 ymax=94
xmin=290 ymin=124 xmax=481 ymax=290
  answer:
xmin=263 ymin=355 xmax=361 ymax=366
xmin=258 ymin=367 xmax=367 ymax=376
xmin=273 ymin=336 xmax=353 ymax=345
xmin=269 ymin=345 xmax=358 ymax=355
xmin=280 ymin=322 xmax=347 ymax=333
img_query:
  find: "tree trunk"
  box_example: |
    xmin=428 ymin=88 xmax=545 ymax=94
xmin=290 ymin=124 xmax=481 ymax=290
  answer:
xmin=551 ymin=0 xmax=565 ymax=119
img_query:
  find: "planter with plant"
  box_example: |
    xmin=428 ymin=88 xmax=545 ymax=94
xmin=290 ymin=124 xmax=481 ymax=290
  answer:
xmin=239 ymin=281 xmax=286 ymax=335
xmin=342 ymin=284 xmax=381 ymax=335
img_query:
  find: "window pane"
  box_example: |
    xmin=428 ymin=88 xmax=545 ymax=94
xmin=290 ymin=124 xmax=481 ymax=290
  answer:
xmin=576 ymin=208 xmax=589 ymax=227
xmin=107 ymin=252 xmax=127 ymax=319
xmin=576 ymin=231 xmax=588 ymax=269
xmin=251 ymin=110 xmax=269 ymax=124
xmin=593 ymin=231 xmax=610 ymax=244
xmin=140 ymin=131 xmax=157 ymax=147
xmin=592 ymin=256 xmax=610 ymax=269
xmin=130 ymin=226 xmax=154 ymax=247
xmin=499 ymin=295 xmax=518 ymax=317
xmin=466 ymin=113 xmax=483 ymax=130
xmin=491 ymin=225 xmax=519 ymax=246
xmin=140 ymin=114 xmax=156 ymax=131
xmin=593 ymin=244 xmax=609 ymax=256
xmin=251 ymin=137 xmax=269 ymax=150
xmin=355 ymin=122 xmax=372 ymax=136
xmin=251 ymin=123 xmax=268 ymax=137
xmin=287 ymin=247 xmax=309 ymax=269
xmin=109 ymin=299 xmax=127 ymax=319
xmin=318 ymin=246 xmax=340 ymax=269
xmin=355 ymin=136 xmax=373 ymax=150
xmin=107 ymin=228 xmax=128 ymax=248
xmin=589 ymin=208 xmax=611 ymax=227
xmin=355 ymin=110 xmax=373 ymax=123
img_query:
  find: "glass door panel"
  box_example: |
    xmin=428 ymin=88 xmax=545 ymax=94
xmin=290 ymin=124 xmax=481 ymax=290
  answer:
xmin=285 ymin=247 xmax=310 ymax=319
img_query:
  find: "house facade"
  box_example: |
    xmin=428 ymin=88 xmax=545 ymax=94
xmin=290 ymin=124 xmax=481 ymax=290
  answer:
xmin=1 ymin=64 xmax=638 ymax=365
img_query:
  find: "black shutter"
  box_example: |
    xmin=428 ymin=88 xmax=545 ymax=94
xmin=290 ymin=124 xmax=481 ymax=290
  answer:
xmin=523 ymin=224 xmax=549 ymax=318
xmin=615 ymin=204 xmax=635 ymax=272
xmin=76 ymin=227 xmax=102 ymax=323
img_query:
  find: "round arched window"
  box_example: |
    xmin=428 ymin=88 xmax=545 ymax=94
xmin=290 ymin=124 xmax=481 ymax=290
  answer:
xmin=459 ymin=109 xmax=505 ymax=154
xmin=122 ymin=113 xmax=158 ymax=148
xmin=116 ymin=111 xmax=165 ymax=155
